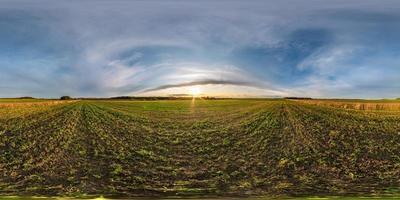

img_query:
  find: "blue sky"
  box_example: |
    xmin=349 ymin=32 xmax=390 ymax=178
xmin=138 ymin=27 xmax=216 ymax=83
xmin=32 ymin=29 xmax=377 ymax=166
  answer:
xmin=1 ymin=0 xmax=400 ymax=98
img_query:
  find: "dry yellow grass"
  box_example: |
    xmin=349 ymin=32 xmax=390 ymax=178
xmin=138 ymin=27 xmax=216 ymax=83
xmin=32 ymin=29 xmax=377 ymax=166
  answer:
xmin=0 ymin=100 xmax=76 ymax=108
xmin=295 ymin=99 xmax=400 ymax=111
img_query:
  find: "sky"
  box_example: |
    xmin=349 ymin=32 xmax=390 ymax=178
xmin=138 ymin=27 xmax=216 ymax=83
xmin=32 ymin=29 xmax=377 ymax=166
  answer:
xmin=1 ymin=0 xmax=400 ymax=98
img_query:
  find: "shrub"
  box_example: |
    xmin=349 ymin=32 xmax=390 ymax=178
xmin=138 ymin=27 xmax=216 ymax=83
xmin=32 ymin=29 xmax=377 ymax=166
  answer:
xmin=60 ymin=96 xmax=72 ymax=100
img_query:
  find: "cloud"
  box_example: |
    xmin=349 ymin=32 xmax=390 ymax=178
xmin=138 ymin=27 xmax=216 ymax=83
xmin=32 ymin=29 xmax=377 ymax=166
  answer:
xmin=142 ymin=79 xmax=257 ymax=93
xmin=1 ymin=0 xmax=400 ymax=98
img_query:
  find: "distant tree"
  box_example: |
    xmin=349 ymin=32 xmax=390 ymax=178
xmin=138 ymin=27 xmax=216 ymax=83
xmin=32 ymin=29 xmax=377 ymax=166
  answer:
xmin=204 ymin=96 xmax=216 ymax=100
xmin=284 ymin=97 xmax=312 ymax=100
xmin=60 ymin=96 xmax=72 ymax=100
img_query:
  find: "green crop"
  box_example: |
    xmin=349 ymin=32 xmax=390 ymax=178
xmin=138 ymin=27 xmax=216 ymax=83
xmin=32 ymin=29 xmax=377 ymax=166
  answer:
xmin=0 ymin=99 xmax=399 ymax=198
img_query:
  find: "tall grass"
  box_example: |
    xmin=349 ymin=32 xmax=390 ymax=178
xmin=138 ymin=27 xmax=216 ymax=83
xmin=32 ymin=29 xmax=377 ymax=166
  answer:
xmin=0 ymin=100 xmax=76 ymax=108
xmin=296 ymin=100 xmax=400 ymax=111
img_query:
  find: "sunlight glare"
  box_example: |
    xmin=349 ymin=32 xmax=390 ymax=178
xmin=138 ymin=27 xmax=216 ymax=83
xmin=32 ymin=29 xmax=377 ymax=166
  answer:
xmin=190 ymin=86 xmax=201 ymax=97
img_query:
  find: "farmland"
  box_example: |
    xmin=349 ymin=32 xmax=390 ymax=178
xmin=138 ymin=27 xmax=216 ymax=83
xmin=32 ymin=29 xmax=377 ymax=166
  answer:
xmin=0 ymin=99 xmax=399 ymax=198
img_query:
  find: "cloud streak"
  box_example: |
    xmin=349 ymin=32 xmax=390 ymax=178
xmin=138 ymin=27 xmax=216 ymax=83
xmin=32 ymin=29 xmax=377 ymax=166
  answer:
xmin=142 ymin=79 xmax=258 ymax=93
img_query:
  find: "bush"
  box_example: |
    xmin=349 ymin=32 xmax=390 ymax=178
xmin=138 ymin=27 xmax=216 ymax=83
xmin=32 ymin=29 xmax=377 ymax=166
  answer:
xmin=60 ymin=96 xmax=72 ymax=100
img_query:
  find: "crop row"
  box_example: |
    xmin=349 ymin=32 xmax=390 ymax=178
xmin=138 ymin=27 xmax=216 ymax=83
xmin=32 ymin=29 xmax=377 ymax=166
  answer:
xmin=0 ymin=100 xmax=399 ymax=197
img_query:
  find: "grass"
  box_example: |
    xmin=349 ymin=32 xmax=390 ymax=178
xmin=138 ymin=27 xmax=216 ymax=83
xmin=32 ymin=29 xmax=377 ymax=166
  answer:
xmin=0 ymin=99 xmax=399 ymax=198
xmin=0 ymin=100 xmax=75 ymax=108
xmin=0 ymin=99 xmax=49 ymax=103
xmin=0 ymin=196 xmax=400 ymax=200
xmin=293 ymin=99 xmax=400 ymax=111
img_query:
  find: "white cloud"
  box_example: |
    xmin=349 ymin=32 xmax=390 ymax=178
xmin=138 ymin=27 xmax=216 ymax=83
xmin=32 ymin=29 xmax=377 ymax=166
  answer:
xmin=1 ymin=0 xmax=400 ymax=97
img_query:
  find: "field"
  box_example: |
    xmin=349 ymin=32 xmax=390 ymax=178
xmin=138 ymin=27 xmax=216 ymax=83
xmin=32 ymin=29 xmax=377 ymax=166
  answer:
xmin=0 ymin=99 xmax=43 ymax=102
xmin=0 ymin=99 xmax=399 ymax=198
xmin=295 ymin=99 xmax=400 ymax=111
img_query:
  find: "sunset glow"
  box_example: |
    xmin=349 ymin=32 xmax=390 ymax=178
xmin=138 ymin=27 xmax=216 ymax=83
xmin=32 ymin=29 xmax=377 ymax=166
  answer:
xmin=189 ymin=86 xmax=201 ymax=97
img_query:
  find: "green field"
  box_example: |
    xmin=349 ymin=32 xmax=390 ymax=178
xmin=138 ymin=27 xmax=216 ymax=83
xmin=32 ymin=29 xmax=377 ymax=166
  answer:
xmin=0 ymin=99 xmax=399 ymax=198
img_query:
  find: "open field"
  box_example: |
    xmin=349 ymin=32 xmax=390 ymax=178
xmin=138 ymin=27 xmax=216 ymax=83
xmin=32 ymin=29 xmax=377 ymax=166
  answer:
xmin=294 ymin=99 xmax=400 ymax=111
xmin=0 ymin=196 xmax=400 ymax=200
xmin=0 ymin=99 xmax=399 ymax=198
xmin=0 ymin=99 xmax=55 ymax=103
xmin=0 ymin=101 xmax=76 ymax=108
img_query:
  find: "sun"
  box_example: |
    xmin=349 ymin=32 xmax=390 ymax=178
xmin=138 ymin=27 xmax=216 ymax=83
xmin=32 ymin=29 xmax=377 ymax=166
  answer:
xmin=189 ymin=86 xmax=201 ymax=97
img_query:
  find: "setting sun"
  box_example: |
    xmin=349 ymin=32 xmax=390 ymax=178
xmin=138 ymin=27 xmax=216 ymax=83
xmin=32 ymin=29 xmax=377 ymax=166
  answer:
xmin=190 ymin=86 xmax=201 ymax=97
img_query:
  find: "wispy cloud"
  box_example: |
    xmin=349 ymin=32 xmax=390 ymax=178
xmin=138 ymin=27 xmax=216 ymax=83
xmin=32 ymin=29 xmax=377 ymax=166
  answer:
xmin=142 ymin=79 xmax=257 ymax=93
xmin=1 ymin=0 xmax=400 ymax=98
